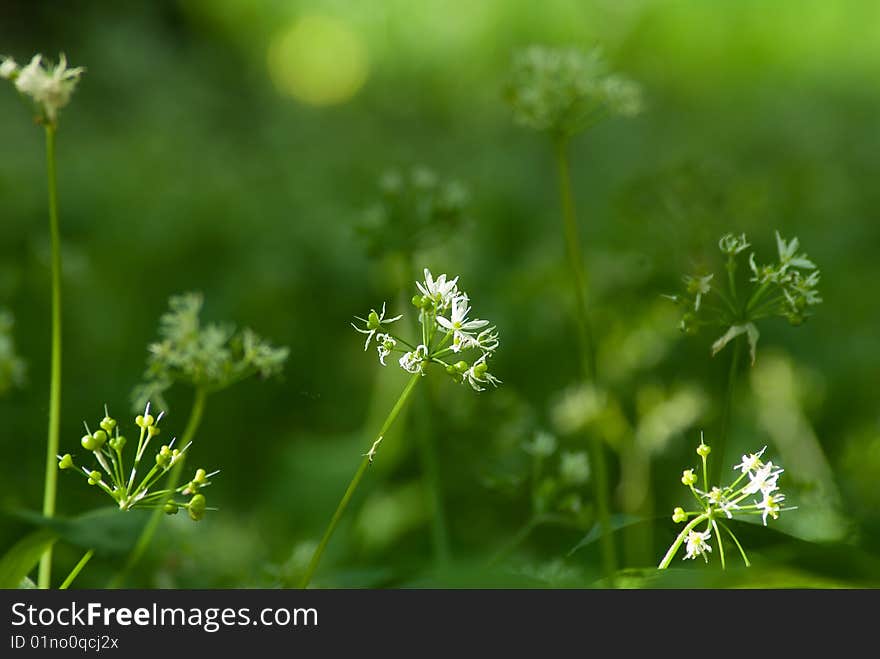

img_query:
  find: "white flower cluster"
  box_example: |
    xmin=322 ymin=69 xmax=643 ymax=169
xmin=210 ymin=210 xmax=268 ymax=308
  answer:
xmin=352 ymin=268 xmax=501 ymax=392
xmin=660 ymin=438 xmax=795 ymax=568
xmin=1 ymin=53 xmax=85 ymax=125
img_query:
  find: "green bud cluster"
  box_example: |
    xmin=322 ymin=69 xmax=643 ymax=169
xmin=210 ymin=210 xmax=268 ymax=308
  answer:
xmin=58 ymin=403 xmax=219 ymax=521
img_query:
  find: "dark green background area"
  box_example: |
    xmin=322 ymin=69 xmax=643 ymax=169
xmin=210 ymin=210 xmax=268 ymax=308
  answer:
xmin=1 ymin=0 xmax=878 ymax=588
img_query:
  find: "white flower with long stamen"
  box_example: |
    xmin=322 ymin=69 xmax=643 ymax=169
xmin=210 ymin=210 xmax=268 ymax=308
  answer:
xmin=684 ymin=529 xmax=713 ymax=562
xmin=756 ymin=491 xmax=786 ymax=526
xmin=734 ymin=446 xmax=766 ymax=475
xmin=416 ymin=268 xmax=459 ymax=311
xmin=742 ymin=460 xmax=783 ymax=496
xmin=463 ymin=354 xmax=502 ymax=392
xmin=399 ymin=344 xmax=428 ymax=374
xmin=375 ymin=333 xmax=396 ymax=366
xmin=352 ymin=301 xmax=403 ymax=351
xmin=437 ymin=294 xmax=490 ymax=352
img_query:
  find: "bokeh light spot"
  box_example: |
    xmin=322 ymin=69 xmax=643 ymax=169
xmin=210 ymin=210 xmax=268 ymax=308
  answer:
xmin=267 ymin=15 xmax=369 ymax=106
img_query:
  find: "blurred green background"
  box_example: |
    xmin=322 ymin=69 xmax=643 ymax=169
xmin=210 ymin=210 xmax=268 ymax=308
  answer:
xmin=1 ymin=0 xmax=879 ymax=588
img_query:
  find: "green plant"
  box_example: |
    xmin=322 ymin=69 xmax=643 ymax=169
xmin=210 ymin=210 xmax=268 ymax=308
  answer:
xmin=299 ymin=268 xmax=501 ymax=587
xmin=2 ymin=52 xmax=84 ymax=589
xmin=505 ymin=45 xmax=642 ymax=584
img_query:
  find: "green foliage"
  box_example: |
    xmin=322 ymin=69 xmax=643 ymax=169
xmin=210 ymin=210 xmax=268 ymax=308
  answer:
xmin=132 ymin=292 xmax=289 ymax=410
xmin=0 ymin=530 xmax=57 ymax=589
xmin=0 ymin=309 xmax=25 ymax=395
xmin=668 ymin=232 xmax=822 ymax=364
xmin=357 ymin=166 xmax=469 ymax=258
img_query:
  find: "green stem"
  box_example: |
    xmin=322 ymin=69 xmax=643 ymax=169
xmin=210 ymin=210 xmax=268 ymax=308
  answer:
xmin=109 ymin=388 xmax=207 ymax=587
xmin=658 ymin=513 xmax=708 ymax=569
xmin=554 ymin=137 xmax=616 ymax=585
xmin=488 ymin=516 xmax=541 ymax=567
xmin=415 ymin=389 xmax=451 ymax=565
xmin=713 ymin=337 xmax=742 ymax=484
xmin=711 ymin=519 xmax=725 ymax=570
xmin=402 ymin=254 xmax=451 ymax=566
xmin=299 ymin=373 xmax=421 ymax=588
xmin=59 ymin=549 xmax=94 ymax=590
xmin=38 ymin=124 xmax=62 ymax=590
xmin=718 ymin=520 xmax=751 ymax=567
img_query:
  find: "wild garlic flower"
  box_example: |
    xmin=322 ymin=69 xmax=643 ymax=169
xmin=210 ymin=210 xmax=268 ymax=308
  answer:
xmin=504 ymin=45 xmax=642 ymax=138
xmin=352 ymin=268 xmax=501 ymax=392
xmin=58 ymin=404 xmax=218 ymax=520
xmin=1 ymin=53 xmax=85 ymax=125
xmin=667 ymin=231 xmax=821 ymax=364
xmin=658 ymin=437 xmax=796 ymax=569
xmin=0 ymin=309 xmax=26 ymax=395
xmin=357 ymin=166 xmax=469 ymax=257
xmin=132 ymin=292 xmax=289 ymax=410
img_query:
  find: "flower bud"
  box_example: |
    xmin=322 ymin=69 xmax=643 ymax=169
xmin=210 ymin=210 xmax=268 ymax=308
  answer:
xmin=454 ymin=361 xmax=469 ymax=374
xmin=681 ymin=469 xmax=697 ymax=486
xmin=100 ymin=416 xmax=116 ymax=433
xmin=147 ymin=425 xmax=161 ymax=438
xmin=136 ymin=413 xmax=155 ymax=429
xmin=58 ymin=454 xmax=74 ymax=470
xmin=109 ymin=435 xmax=127 ymax=451
xmin=696 ymin=443 xmax=711 ymax=458
xmin=367 ymin=310 xmax=380 ymax=329
xmin=163 ymin=502 xmax=179 ymax=515
xmin=156 ymin=445 xmax=172 ymax=467
xmin=188 ymin=494 xmax=207 ymax=521
xmin=81 ymin=430 xmax=107 ymax=451
xmin=87 ymin=470 xmax=102 ymax=485
xmin=672 ymin=507 xmax=688 ymax=523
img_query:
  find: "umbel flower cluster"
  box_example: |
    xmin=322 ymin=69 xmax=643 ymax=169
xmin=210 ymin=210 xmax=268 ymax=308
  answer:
xmin=133 ymin=293 xmax=289 ymax=410
xmin=1 ymin=53 xmax=85 ymax=125
xmin=357 ymin=166 xmax=469 ymax=258
xmin=58 ymin=404 xmax=218 ymax=520
xmin=352 ymin=268 xmax=501 ymax=391
xmin=658 ymin=437 xmax=795 ymax=568
xmin=504 ymin=45 xmax=642 ymax=138
xmin=668 ymin=231 xmax=822 ymax=364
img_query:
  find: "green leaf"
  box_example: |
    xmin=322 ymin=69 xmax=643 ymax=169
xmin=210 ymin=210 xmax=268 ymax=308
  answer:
xmin=0 ymin=530 xmax=58 ymax=588
xmin=567 ymin=514 xmax=645 ymax=556
xmin=9 ymin=507 xmax=148 ymax=554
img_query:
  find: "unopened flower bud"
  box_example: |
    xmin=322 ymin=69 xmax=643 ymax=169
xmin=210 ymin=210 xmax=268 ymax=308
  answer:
xmin=58 ymin=454 xmax=74 ymax=470
xmin=681 ymin=469 xmax=697 ymax=486
xmin=672 ymin=507 xmax=688 ymax=523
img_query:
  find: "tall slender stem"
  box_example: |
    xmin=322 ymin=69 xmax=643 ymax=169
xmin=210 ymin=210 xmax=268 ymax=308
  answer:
xmin=110 ymin=388 xmax=207 ymax=587
xmin=401 ymin=254 xmax=451 ymax=566
xmin=38 ymin=124 xmax=62 ymax=590
xmin=554 ymin=137 xmax=616 ymax=585
xmin=299 ymin=373 xmax=421 ymax=589
xmin=713 ymin=337 xmax=742 ymax=484
xmin=59 ymin=549 xmax=94 ymax=590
